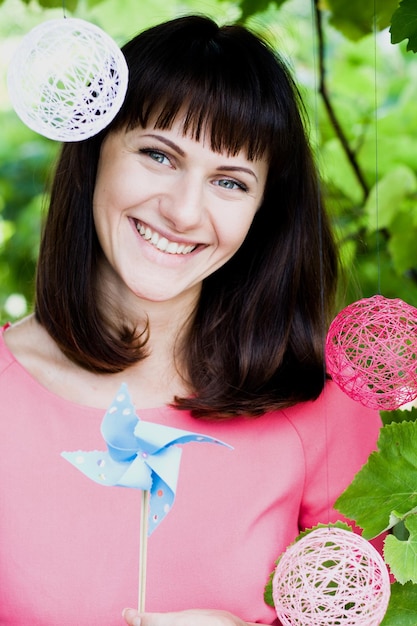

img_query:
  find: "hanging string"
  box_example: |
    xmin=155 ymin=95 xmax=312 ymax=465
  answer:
xmin=310 ymin=0 xmax=331 ymax=526
xmin=63 ymin=0 xmax=67 ymax=19
xmin=272 ymin=7 xmax=394 ymax=624
xmin=373 ymin=1 xmax=381 ymax=295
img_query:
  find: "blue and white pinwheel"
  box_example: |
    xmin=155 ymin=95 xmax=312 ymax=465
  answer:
xmin=62 ymin=383 xmax=231 ymax=535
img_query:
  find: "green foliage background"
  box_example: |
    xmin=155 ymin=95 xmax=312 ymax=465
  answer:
xmin=0 ymin=0 xmax=416 ymax=325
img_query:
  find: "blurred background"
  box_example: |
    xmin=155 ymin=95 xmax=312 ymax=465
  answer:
xmin=0 ymin=0 xmax=416 ymax=324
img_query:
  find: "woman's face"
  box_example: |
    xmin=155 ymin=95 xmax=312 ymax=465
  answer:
xmin=92 ymin=118 xmax=268 ymax=310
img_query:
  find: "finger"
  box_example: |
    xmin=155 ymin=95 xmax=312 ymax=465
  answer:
xmin=122 ymin=608 xmax=142 ymax=626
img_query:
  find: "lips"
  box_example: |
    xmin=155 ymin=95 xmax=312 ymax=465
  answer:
xmin=135 ymin=221 xmax=197 ymax=255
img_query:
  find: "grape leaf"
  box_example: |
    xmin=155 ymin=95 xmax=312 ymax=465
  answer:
xmin=390 ymin=0 xmax=417 ymax=53
xmin=384 ymin=515 xmax=417 ymax=584
xmin=380 ymin=406 xmax=417 ymax=427
xmin=381 ymin=582 xmax=417 ymax=625
xmin=335 ymin=421 xmax=417 ymax=539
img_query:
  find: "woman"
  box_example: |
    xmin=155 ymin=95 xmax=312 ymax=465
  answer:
xmin=0 ymin=15 xmax=381 ymax=626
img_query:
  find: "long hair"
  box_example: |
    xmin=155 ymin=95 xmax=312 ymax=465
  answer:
xmin=35 ymin=15 xmax=338 ymax=418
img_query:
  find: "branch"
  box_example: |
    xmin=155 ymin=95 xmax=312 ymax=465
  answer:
xmin=313 ymin=0 xmax=369 ymax=199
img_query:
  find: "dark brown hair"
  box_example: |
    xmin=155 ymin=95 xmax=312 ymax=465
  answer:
xmin=35 ymin=15 xmax=338 ymax=418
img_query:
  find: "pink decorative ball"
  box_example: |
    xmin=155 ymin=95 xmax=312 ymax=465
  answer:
xmin=272 ymin=527 xmax=390 ymax=626
xmin=326 ymin=295 xmax=417 ymax=410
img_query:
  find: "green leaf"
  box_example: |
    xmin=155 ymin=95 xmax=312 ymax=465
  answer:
xmin=321 ymin=139 xmax=363 ymax=204
xmin=0 ymin=219 xmax=14 ymax=247
xmin=336 ymin=421 xmax=417 ymax=539
xmin=263 ymin=522 xmax=352 ymax=608
xmin=381 ymin=582 xmax=417 ymax=625
xmin=381 ymin=406 xmax=417 ymax=426
xmin=37 ymin=0 xmax=78 ymax=9
xmin=264 ymin=570 xmax=275 ymax=608
xmin=326 ymin=0 xmax=400 ymax=41
xmin=388 ymin=209 xmax=417 ymax=275
xmin=390 ymin=0 xmax=417 ymax=53
xmin=363 ymin=165 xmax=417 ymax=231
xmin=384 ymin=515 xmax=417 ymax=583
xmin=239 ymin=0 xmax=288 ymax=21
xmin=294 ymin=521 xmax=352 ymax=542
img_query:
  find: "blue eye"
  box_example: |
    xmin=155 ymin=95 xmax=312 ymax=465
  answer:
xmin=217 ymin=179 xmax=248 ymax=192
xmin=140 ymin=148 xmax=170 ymax=165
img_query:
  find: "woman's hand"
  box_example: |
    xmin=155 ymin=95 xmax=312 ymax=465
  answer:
xmin=122 ymin=608 xmax=259 ymax=626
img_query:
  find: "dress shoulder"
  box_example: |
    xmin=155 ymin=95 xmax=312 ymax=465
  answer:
xmin=281 ymin=380 xmax=382 ymax=530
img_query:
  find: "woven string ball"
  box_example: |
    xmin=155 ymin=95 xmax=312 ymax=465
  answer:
xmin=272 ymin=527 xmax=390 ymax=626
xmin=7 ymin=18 xmax=128 ymax=141
xmin=325 ymin=295 xmax=417 ymax=410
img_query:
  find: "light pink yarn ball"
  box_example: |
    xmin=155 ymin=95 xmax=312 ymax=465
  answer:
xmin=272 ymin=527 xmax=390 ymax=626
xmin=326 ymin=295 xmax=417 ymax=410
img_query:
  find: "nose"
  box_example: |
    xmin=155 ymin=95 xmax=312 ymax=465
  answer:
xmin=159 ymin=173 xmax=205 ymax=232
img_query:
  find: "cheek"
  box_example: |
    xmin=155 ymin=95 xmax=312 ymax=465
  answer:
xmin=93 ymin=168 xmax=112 ymax=219
xmin=93 ymin=169 xmax=132 ymax=223
xmin=216 ymin=210 xmax=256 ymax=252
xmin=94 ymin=151 xmax=137 ymax=206
xmin=92 ymin=179 xmax=121 ymax=244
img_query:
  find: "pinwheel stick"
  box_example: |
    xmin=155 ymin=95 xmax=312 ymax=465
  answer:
xmin=138 ymin=489 xmax=150 ymax=612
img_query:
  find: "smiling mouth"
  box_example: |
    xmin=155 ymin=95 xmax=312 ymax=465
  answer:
xmin=135 ymin=221 xmax=197 ymax=255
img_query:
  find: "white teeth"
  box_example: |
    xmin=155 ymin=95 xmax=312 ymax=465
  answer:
xmin=136 ymin=222 xmax=196 ymax=255
xmin=156 ymin=237 xmax=169 ymax=251
xmin=166 ymin=241 xmax=179 ymax=254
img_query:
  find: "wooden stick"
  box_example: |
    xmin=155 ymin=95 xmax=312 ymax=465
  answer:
xmin=138 ymin=489 xmax=150 ymax=612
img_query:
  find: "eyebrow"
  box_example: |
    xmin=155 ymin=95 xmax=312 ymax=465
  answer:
xmin=142 ymin=134 xmax=186 ymax=156
xmin=141 ymin=133 xmax=259 ymax=182
xmin=217 ymin=165 xmax=259 ymax=183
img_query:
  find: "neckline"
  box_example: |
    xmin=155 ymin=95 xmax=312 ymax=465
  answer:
xmin=0 ymin=324 xmax=169 ymax=415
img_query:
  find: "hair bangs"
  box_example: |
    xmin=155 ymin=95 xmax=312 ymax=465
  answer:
xmin=149 ymin=81 xmax=272 ymax=161
xmin=115 ymin=21 xmax=281 ymax=161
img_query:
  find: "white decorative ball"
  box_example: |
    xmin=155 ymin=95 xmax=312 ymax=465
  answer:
xmin=7 ymin=18 xmax=128 ymax=141
xmin=272 ymin=527 xmax=390 ymax=626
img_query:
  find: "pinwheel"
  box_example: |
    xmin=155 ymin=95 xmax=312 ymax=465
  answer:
xmin=62 ymin=383 xmax=231 ymax=609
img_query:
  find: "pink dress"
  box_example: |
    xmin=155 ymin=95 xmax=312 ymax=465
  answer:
xmin=0 ymin=328 xmax=381 ymax=625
